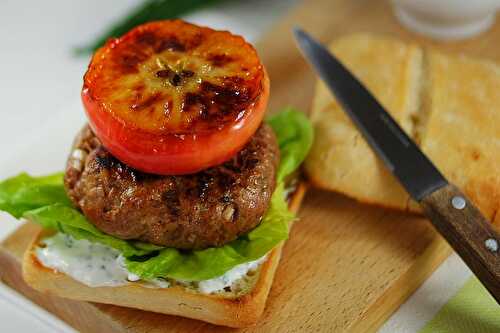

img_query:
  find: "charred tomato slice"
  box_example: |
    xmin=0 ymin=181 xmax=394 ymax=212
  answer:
xmin=82 ymin=20 xmax=269 ymax=175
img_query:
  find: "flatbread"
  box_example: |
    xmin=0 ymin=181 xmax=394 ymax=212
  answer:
xmin=306 ymin=34 xmax=423 ymax=212
xmin=305 ymin=34 xmax=500 ymax=225
xmin=422 ymin=51 xmax=500 ymax=224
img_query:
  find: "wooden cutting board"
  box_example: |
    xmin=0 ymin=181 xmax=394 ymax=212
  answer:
xmin=1 ymin=0 xmax=500 ymax=332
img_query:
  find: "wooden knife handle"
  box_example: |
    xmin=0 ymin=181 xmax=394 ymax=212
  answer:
xmin=420 ymin=183 xmax=500 ymax=304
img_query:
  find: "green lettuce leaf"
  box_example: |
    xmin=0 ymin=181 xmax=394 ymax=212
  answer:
xmin=126 ymin=182 xmax=293 ymax=281
xmin=0 ymin=109 xmax=313 ymax=281
xmin=23 ymin=204 xmax=161 ymax=257
xmin=0 ymin=172 xmax=71 ymax=218
xmin=267 ymin=108 xmax=314 ymax=182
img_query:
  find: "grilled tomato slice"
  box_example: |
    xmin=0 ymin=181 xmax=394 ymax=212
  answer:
xmin=82 ymin=20 xmax=269 ymax=175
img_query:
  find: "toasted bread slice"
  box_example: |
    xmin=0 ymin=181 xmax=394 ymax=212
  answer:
xmin=305 ymin=34 xmax=423 ymax=212
xmin=421 ymin=51 xmax=500 ymax=225
xmin=305 ymin=34 xmax=500 ymax=224
xmin=22 ymin=184 xmax=306 ymax=328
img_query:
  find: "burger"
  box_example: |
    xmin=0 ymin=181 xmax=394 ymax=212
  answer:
xmin=0 ymin=20 xmax=312 ymax=327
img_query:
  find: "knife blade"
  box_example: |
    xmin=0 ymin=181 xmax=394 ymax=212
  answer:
xmin=293 ymin=28 xmax=500 ymax=303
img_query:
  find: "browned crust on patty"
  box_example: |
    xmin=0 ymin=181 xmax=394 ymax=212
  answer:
xmin=64 ymin=124 xmax=279 ymax=249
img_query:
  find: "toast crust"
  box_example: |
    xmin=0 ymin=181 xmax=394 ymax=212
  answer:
xmin=22 ymin=183 xmax=306 ymax=328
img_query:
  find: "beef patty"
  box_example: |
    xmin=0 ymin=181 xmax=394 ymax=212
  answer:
xmin=64 ymin=124 xmax=279 ymax=249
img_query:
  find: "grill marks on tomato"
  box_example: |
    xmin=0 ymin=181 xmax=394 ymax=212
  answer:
xmin=141 ymin=30 xmax=204 ymax=54
xmin=181 ymin=70 xmax=194 ymax=78
xmin=180 ymin=78 xmax=259 ymax=130
xmin=136 ymin=31 xmax=187 ymax=53
xmin=130 ymin=92 xmax=163 ymax=112
xmin=111 ymin=27 xmax=206 ymax=73
xmin=112 ymin=29 xmax=205 ymax=75
xmin=114 ymin=29 xmax=259 ymax=130
xmin=84 ymin=19 xmax=266 ymax=154
xmin=155 ymin=68 xmax=194 ymax=87
xmin=116 ymin=49 xmax=149 ymax=74
xmin=155 ymin=69 xmax=171 ymax=78
xmin=126 ymin=76 xmax=258 ymax=129
xmin=208 ymin=54 xmax=234 ymax=67
xmin=111 ymin=33 xmax=172 ymax=75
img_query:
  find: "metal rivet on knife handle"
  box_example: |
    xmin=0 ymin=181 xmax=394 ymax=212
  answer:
xmin=451 ymin=196 xmax=466 ymax=210
xmin=485 ymin=238 xmax=499 ymax=253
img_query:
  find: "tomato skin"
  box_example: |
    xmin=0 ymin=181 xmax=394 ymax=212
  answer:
xmin=82 ymin=72 xmax=269 ymax=175
xmin=81 ymin=20 xmax=269 ymax=175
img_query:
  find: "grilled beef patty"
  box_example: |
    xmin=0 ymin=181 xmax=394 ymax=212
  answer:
xmin=64 ymin=124 xmax=279 ymax=249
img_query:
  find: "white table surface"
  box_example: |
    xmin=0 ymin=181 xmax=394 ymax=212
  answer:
xmin=0 ymin=1 xmax=472 ymax=332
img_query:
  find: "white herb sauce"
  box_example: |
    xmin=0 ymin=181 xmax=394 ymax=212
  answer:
xmin=197 ymin=255 xmax=267 ymax=294
xmin=36 ymin=233 xmax=130 ymax=287
xmin=36 ymin=233 xmax=266 ymax=294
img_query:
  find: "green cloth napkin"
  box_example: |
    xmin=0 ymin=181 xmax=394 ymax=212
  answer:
xmin=420 ymin=277 xmax=500 ymax=333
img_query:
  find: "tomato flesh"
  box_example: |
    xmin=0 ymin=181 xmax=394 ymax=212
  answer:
xmin=82 ymin=20 xmax=268 ymax=175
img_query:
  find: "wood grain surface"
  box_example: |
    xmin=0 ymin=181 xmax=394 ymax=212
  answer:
xmin=2 ymin=0 xmax=500 ymax=332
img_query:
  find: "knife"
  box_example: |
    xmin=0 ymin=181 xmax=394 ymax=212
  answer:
xmin=293 ymin=28 xmax=500 ymax=304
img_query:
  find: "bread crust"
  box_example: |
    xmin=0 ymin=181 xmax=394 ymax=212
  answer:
xmin=22 ymin=183 xmax=306 ymax=328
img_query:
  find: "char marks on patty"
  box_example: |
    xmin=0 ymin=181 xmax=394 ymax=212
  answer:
xmin=64 ymin=124 xmax=279 ymax=249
